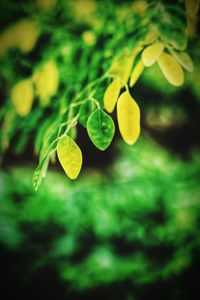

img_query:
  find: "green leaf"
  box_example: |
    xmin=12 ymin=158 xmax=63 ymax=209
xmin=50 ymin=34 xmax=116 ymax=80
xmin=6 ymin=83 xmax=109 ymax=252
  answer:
xmin=158 ymin=25 xmax=187 ymax=51
xmin=39 ymin=119 xmax=60 ymax=161
xmin=33 ymin=156 xmax=49 ymax=191
xmin=79 ymin=100 xmax=93 ymax=128
xmin=33 ymin=130 xmax=59 ymax=190
xmin=87 ymin=108 xmax=115 ymax=151
xmin=34 ymin=118 xmax=52 ymax=155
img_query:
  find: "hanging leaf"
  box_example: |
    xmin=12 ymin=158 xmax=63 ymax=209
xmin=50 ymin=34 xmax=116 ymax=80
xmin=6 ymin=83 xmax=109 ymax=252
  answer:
xmin=57 ymin=135 xmax=82 ymax=180
xmin=0 ymin=18 xmax=40 ymax=56
xmin=34 ymin=118 xmax=53 ymax=155
xmin=103 ymin=79 xmax=121 ymax=113
xmin=142 ymin=27 xmax=158 ymax=45
xmin=129 ymin=59 xmax=145 ymax=87
xmin=33 ymin=156 xmax=50 ymax=191
xmin=117 ymin=91 xmax=140 ymax=145
xmin=157 ymin=52 xmax=184 ymax=86
xmin=79 ymin=100 xmax=93 ymax=128
xmin=14 ymin=19 xmax=40 ymax=53
xmin=142 ymin=41 xmax=164 ymax=67
xmin=33 ymin=59 xmax=59 ymax=106
xmin=109 ymin=47 xmax=141 ymax=85
xmin=168 ymin=48 xmax=194 ymax=72
xmin=11 ymin=79 xmax=34 ymax=116
xmin=87 ymin=109 xmax=115 ymax=151
xmin=39 ymin=119 xmax=60 ymax=161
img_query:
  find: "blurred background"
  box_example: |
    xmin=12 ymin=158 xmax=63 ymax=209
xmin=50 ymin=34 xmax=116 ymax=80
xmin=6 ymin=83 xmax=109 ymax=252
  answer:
xmin=0 ymin=0 xmax=200 ymax=299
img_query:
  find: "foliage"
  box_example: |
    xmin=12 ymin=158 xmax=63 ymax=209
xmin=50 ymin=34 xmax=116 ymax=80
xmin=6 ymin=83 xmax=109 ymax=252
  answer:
xmin=0 ymin=0 xmax=199 ymax=189
xmin=1 ymin=137 xmax=200 ymax=299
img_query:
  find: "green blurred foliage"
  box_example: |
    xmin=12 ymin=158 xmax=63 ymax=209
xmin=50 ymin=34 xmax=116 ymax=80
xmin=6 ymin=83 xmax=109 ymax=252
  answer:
xmin=1 ymin=137 xmax=200 ymax=296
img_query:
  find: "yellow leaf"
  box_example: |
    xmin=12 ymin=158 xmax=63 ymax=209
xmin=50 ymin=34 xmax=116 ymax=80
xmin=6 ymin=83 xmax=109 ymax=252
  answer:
xmin=11 ymin=79 xmax=34 ymax=116
xmin=57 ymin=135 xmax=82 ymax=180
xmin=14 ymin=19 xmax=40 ymax=53
xmin=109 ymin=47 xmax=142 ymax=85
xmin=129 ymin=59 xmax=145 ymax=87
xmin=117 ymin=91 xmax=140 ymax=145
xmin=142 ymin=41 xmax=164 ymax=67
xmin=103 ymin=79 xmax=121 ymax=113
xmin=33 ymin=60 xmax=59 ymax=106
xmin=157 ymin=52 xmax=184 ymax=86
xmin=0 ymin=19 xmax=40 ymax=56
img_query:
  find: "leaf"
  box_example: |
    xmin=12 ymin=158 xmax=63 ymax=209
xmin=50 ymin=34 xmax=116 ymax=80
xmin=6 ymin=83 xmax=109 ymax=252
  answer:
xmin=117 ymin=91 xmax=140 ymax=145
xmin=158 ymin=25 xmax=187 ymax=51
xmin=142 ymin=41 xmax=164 ymax=67
xmin=11 ymin=79 xmax=34 ymax=116
xmin=157 ymin=52 xmax=184 ymax=86
xmin=168 ymin=48 xmax=194 ymax=72
xmin=14 ymin=19 xmax=40 ymax=53
xmin=79 ymin=100 xmax=93 ymax=128
xmin=33 ymin=156 xmax=50 ymax=191
xmin=34 ymin=118 xmax=52 ymax=155
xmin=33 ymin=60 xmax=59 ymax=106
xmin=129 ymin=59 xmax=145 ymax=87
xmin=109 ymin=48 xmax=141 ymax=84
xmin=0 ymin=18 xmax=40 ymax=56
xmin=57 ymin=135 xmax=82 ymax=180
xmin=103 ymin=79 xmax=121 ymax=113
xmin=87 ymin=109 xmax=115 ymax=151
xmin=143 ymin=28 xmax=158 ymax=45
xmin=33 ymin=124 xmax=59 ymax=190
xmin=39 ymin=119 xmax=60 ymax=161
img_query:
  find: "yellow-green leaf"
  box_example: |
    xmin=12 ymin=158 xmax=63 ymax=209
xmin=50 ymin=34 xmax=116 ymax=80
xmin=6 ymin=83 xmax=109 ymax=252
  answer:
xmin=142 ymin=27 xmax=158 ymax=45
xmin=109 ymin=47 xmax=142 ymax=85
xmin=117 ymin=91 xmax=140 ymax=145
xmin=57 ymin=135 xmax=82 ymax=180
xmin=157 ymin=53 xmax=184 ymax=86
xmin=103 ymin=79 xmax=121 ymax=113
xmin=33 ymin=156 xmax=49 ymax=191
xmin=129 ymin=59 xmax=145 ymax=87
xmin=142 ymin=41 xmax=164 ymax=67
xmin=11 ymin=79 xmax=34 ymax=116
xmin=168 ymin=49 xmax=194 ymax=72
